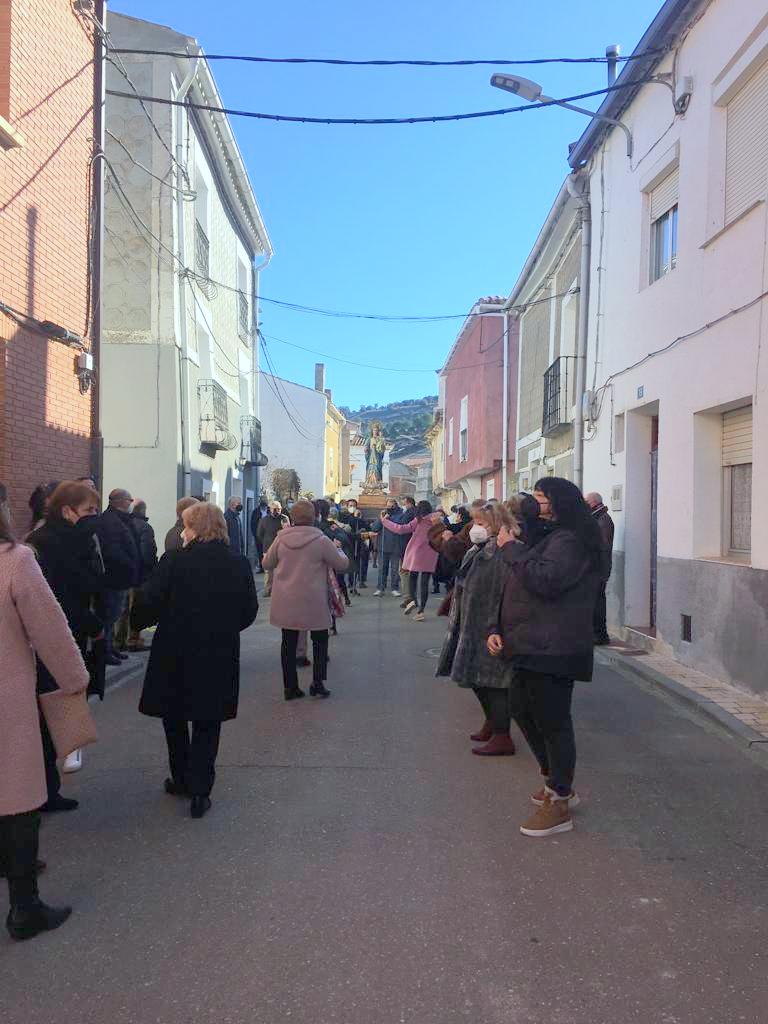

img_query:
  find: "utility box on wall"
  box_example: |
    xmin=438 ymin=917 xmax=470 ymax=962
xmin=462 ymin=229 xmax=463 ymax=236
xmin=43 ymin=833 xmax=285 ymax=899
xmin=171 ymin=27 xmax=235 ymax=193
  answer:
xmin=611 ymin=484 xmax=623 ymax=511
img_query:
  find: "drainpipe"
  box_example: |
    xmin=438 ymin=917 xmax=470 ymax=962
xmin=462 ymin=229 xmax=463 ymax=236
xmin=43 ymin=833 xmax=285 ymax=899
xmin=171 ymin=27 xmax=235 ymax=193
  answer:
xmin=567 ymin=170 xmax=591 ymax=491
xmin=501 ymin=310 xmax=510 ymax=500
xmin=175 ymin=52 xmax=200 ymax=497
xmin=90 ymin=0 xmax=107 ymax=487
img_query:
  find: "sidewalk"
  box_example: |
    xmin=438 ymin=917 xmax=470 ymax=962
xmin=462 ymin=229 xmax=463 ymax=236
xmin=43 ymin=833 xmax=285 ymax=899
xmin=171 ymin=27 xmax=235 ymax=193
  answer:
xmin=597 ymin=639 xmax=768 ymax=758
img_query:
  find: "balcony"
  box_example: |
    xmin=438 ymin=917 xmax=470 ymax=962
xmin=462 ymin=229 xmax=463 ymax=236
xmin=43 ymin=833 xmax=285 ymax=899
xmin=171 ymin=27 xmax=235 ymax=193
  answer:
xmin=542 ymin=356 xmax=574 ymax=436
xmin=195 ymin=219 xmax=210 ymax=298
xmin=197 ymin=379 xmax=237 ymax=450
xmin=239 ymin=414 xmax=267 ymax=467
xmin=238 ymin=291 xmax=250 ymax=342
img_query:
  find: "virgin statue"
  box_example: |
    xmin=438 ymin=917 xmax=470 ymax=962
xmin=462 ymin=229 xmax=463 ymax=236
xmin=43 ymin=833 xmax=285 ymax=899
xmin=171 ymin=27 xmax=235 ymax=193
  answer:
xmin=364 ymin=422 xmax=386 ymax=488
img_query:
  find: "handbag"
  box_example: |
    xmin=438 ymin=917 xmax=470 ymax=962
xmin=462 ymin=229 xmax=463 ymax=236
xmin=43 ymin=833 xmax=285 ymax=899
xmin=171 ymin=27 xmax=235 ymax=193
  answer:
xmin=327 ymin=567 xmax=346 ymax=619
xmin=38 ymin=689 xmax=98 ymax=761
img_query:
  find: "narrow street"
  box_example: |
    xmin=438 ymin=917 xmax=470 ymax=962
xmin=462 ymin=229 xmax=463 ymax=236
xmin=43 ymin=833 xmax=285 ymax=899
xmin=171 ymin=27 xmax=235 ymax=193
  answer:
xmin=2 ymin=593 xmax=768 ymax=1024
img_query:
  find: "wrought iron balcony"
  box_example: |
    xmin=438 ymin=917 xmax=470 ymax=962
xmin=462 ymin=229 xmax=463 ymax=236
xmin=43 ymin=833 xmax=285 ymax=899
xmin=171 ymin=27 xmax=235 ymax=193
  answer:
xmin=542 ymin=356 xmax=574 ymax=437
xmin=239 ymin=414 xmax=267 ymax=466
xmin=238 ymin=291 xmax=250 ymax=341
xmin=194 ymin=219 xmax=210 ymax=298
xmin=197 ymin=379 xmax=236 ymax=450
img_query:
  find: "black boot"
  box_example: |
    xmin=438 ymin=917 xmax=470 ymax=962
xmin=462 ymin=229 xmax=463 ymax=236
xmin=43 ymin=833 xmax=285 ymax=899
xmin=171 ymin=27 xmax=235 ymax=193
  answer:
xmin=3 ymin=812 xmax=71 ymax=942
xmin=284 ymin=687 xmax=305 ymax=701
xmin=309 ymin=683 xmax=331 ymax=697
xmin=190 ymin=796 xmax=212 ymax=819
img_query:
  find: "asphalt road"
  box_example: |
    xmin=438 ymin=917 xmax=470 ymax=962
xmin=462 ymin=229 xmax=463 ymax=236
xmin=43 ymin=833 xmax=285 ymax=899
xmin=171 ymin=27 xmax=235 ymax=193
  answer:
xmin=2 ymin=586 xmax=768 ymax=1024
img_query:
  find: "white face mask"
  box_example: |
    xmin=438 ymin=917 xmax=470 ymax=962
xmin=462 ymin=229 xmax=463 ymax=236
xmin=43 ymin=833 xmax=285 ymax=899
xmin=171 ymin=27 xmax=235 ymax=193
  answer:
xmin=469 ymin=525 xmax=489 ymax=545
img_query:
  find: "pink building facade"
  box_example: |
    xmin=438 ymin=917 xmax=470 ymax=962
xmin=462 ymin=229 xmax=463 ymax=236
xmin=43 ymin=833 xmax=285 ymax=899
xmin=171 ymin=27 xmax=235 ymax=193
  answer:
xmin=440 ymin=297 xmax=518 ymax=504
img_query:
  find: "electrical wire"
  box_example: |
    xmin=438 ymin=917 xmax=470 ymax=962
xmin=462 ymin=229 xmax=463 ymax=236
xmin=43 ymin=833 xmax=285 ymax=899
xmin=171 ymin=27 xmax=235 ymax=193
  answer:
xmin=257 ymin=332 xmax=314 ymax=431
xmin=106 ymin=130 xmax=197 ymax=198
xmin=109 ymin=48 xmax=664 ymax=68
xmin=105 ymin=78 xmax=653 ymax=127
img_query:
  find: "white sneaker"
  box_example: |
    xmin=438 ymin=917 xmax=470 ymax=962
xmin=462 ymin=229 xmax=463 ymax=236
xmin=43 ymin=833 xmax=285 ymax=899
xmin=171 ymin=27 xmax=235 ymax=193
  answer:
xmin=62 ymin=749 xmax=83 ymax=774
xmin=373 ymin=590 xmax=383 ymax=596
xmin=391 ymin=590 xmax=401 ymax=597
xmin=403 ymin=600 xmax=417 ymax=615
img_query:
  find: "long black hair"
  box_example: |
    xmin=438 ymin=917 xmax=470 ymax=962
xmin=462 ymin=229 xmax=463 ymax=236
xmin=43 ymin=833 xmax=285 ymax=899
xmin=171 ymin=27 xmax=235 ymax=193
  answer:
xmin=313 ymin=498 xmax=330 ymax=521
xmin=534 ymin=477 xmax=602 ymax=566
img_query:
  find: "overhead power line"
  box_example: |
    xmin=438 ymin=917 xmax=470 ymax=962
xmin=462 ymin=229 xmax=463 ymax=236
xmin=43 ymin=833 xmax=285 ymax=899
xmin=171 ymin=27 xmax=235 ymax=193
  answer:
xmin=110 ymin=48 xmax=663 ymax=68
xmin=106 ymin=78 xmax=647 ymax=127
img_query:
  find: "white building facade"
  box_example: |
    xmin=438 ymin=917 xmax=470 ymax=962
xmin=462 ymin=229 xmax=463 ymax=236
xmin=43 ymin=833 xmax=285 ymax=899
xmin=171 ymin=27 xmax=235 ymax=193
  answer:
xmin=571 ymin=0 xmax=768 ymax=695
xmin=101 ymin=13 xmax=272 ymax=543
xmin=257 ymin=372 xmax=326 ymax=499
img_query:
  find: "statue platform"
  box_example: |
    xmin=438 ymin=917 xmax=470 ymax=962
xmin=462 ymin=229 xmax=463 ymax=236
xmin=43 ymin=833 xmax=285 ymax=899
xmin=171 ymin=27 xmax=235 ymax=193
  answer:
xmin=358 ymin=489 xmax=389 ymax=519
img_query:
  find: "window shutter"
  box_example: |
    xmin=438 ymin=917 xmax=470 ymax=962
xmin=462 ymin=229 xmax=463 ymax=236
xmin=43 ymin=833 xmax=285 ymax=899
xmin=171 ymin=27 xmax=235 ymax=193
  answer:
xmin=725 ymin=60 xmax=768 ymax=224
xmin=650 ymin=167 xmax=679 ymax=221
xmin=722 ymin=406 xmax=753 ymax=466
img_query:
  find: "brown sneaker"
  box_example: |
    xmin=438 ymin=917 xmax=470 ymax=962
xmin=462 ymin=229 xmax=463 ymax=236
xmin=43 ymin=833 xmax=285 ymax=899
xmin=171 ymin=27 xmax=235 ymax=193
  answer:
xmin=530 ymin=786 xmax=580 ymax=809
xmin=520 ymin=796 xmax=573 ymax=837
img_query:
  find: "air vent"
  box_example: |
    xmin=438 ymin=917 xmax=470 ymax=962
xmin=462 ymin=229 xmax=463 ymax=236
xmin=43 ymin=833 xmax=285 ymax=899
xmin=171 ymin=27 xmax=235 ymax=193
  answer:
xmin=681 ymin=614 xmax=692 ymax=643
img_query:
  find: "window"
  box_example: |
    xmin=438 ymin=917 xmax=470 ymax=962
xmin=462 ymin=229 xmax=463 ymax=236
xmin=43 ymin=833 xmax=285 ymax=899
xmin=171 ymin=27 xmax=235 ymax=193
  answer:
xmin=195 ymin=175 xmax=211 ymax=297
xmin=448 ymin=417 xmax=454 ymax=456
xmin=486 ymin=479 xmax=495 ymax=500
xmin=329 ymin=447 xmax=334 ymax=480
xmin=459 ymin=395 xmax=469 ymax=463
xmin=722 ymin=406 xmax=752 ymax=556
xmin=614 ymin=412 xmax=625 ymax=455
xmin=649 ymin=168 xmax=679 ymax=283
xmin=725 ymin=59 xmax=768 ymax=224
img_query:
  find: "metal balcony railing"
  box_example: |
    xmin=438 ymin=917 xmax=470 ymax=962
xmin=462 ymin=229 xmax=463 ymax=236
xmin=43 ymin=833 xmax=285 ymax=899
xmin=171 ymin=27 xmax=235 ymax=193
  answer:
xmin=542 ymin=356 xmax=574 ymax=436
xmin=195 ymin=219 xmax=210 ymax=298
xmin=238 ymin=291 xmax=250 ymax=341
xmin=239 ymin=414 xmax=267 ymax=466
xmin=198 ymin=379 xmax=236 ymax=450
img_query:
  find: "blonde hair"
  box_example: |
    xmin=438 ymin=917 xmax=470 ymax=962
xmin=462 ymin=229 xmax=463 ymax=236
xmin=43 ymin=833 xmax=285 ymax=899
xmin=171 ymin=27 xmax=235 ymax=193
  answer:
xmin=182 ymin=502 xmax=228 ymax=543
xmin=290 ymin=500 xmax=316 ymax=526
xmin=176 ymin=496 xmax=198 ymax=519
xmin=475 ymin=502 xmax=513 ymax=537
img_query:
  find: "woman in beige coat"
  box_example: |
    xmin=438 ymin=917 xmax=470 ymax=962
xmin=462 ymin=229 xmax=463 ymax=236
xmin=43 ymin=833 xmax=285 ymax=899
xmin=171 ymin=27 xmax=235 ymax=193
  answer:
xmin=0 ymin=502 xmax=90 ymax=941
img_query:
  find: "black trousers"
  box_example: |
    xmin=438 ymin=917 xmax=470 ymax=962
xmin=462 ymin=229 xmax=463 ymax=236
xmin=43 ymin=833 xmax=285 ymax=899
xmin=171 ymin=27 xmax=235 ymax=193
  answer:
xmin=511 ymin=671 xmax=576 ymax=796
xmin=162 ymin=719 xmax=222 ymax=797
xmin=40 ymin=713 xmax=61 ymax=803
xmin=0 ymin=810 xmax=40 ymax=909
xmin=408 ymin=571 xmax=430 ymax=612
xmin=594 ymin=581 xmax=609 ymax=641
xmin=473 ymin=686 xmax=512 ymax=734
xmin=281 ymin=629 xmax=329 ymax=692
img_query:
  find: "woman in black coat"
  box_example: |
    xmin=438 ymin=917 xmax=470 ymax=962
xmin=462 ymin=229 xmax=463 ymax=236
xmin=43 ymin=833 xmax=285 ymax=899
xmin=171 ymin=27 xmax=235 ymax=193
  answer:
xmin=488 ymin=478 xmax=601 ymax=840
xmin=27 ymin=480 xmax=104 ymax=808
xmin=132 ymin=502 xmax=258 ymax=819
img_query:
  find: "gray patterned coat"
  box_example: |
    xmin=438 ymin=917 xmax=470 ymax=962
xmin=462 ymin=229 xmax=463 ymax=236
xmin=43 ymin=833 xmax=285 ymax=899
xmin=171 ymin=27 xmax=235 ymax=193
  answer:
xmin=436 ymin=539 xmax=514 ymax=690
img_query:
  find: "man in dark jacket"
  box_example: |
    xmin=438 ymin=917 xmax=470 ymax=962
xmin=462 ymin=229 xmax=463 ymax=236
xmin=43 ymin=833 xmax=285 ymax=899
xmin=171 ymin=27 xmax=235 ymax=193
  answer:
xmin=397 ymin=496 xmax=417 ymax=604
xmin=257 ymin=501 xmax=288 ymax=595
xmin=250 ymin=496 xmax=269 ymax=571
xmin=586 ymin=492 xmax=615 ymax=646
xmin=96 ymin=488 xmax=141 ymax=665
xmin=121 ymin=499 xmax=159 ymax=652
xmin=224 ymin=497 xmax=244 ymax=555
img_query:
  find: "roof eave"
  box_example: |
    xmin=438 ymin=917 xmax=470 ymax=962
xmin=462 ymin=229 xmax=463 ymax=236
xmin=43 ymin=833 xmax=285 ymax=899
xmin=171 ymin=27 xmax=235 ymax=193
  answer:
xmin=567 ymin=0 xmax=704 ymax=170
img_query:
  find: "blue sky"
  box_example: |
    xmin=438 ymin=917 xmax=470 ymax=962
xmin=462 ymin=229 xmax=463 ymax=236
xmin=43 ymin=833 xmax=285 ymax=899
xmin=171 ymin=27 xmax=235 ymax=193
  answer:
xmin=114 ymin=0 xmax=661 ymax=410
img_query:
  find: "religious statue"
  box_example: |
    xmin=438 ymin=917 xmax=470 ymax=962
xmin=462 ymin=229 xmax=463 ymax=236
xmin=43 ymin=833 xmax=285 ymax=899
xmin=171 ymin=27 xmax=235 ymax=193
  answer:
xmin=363 ymin=421 xmax=387 ymax=491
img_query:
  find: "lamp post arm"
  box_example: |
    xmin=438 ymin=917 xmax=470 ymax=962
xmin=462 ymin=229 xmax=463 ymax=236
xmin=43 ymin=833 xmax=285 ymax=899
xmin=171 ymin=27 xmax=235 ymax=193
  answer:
xmin=540 ymin=94 xmax=633 ymax=158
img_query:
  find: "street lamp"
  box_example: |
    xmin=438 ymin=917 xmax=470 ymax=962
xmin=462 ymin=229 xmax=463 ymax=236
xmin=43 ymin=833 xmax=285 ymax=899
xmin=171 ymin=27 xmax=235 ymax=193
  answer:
xmin=491 ymin=73 xmax=634 ymax=158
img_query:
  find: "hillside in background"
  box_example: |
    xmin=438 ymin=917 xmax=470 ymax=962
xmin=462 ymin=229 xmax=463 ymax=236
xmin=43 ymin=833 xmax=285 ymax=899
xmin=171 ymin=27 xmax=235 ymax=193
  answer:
xmin=340 ymin=395 xmax=438 ymax=457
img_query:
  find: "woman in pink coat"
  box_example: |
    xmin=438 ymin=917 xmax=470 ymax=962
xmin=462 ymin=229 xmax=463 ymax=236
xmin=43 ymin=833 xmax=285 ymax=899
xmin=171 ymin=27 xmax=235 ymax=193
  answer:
xmin=262 ymin=500 xmax=349 ymax=701
xmin=382 ymin=500 xmax=440 ymax=621
xmin=0 ymin=501 xmax=89 ymax=942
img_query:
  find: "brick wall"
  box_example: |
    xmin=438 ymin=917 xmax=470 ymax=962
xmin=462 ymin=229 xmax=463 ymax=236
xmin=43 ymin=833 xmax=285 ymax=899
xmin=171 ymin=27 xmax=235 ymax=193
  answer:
xmin=0 ymin=0 xmax=96 ymax=528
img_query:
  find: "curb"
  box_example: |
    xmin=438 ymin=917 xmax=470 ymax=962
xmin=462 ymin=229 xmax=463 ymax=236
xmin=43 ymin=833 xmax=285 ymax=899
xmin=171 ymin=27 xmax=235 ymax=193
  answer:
xmin=595 ymin=646 xmax=768 ymax=760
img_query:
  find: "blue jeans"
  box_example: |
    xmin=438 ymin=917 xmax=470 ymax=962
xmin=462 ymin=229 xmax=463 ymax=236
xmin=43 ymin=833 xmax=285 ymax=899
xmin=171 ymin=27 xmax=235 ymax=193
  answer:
xmin=378 ymin=551 xmax=400 ymax=590
xmin=100 ymin=589 xmax=128 ymax=656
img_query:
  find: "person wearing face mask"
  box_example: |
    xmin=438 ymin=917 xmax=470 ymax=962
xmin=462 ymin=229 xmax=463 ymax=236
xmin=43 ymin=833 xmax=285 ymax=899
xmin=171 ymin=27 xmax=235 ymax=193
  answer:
xmin=224 ymin=496 xmax=245 ymax=555
xmin=487 ymin=478 xmax=601 ymax=838
xmin=437 ymin=502 xmax=519 ymax=755
xmin=256 ymin=501 xmax=289 ymax=597
xmin=27 ymin=481 xmax=106 ymax=800
xmin=95 ymin=488 xmax=142 ymax=666
xmin=250 ymin=495 xmax=270 ymax=572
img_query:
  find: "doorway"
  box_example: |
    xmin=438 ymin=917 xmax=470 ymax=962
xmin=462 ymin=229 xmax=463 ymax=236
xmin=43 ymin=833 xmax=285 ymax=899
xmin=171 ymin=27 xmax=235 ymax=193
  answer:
xmin=649 ymin=415 xmax=659 ymax=634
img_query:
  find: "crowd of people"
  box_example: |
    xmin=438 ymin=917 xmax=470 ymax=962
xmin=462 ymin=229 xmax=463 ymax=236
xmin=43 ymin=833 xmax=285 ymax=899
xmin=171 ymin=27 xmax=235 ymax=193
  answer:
xmin=0 ymin=472 xmax=614 ymax=943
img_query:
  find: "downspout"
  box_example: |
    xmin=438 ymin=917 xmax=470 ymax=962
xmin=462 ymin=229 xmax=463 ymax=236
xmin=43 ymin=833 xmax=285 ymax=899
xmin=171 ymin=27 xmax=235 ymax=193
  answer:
xmin=175 ymin=52 xmax=200 ymax=497
xmin=567 ymin=170 xmax=591 ymax=491
xmin=501 ymin=310 xmax=510 ymax=500
xmin=90 ymin=0 xmax=107 ymax=487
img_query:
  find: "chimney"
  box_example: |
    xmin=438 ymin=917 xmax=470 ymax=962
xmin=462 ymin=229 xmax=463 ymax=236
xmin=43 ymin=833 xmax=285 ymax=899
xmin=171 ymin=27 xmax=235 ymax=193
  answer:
xmin=315 ymin=363 xmax=326 ymax=393
xmin=606 ymin=44 xmax=620 ymax=87
xmin=325 ymin=388 xmax=333 ymax=403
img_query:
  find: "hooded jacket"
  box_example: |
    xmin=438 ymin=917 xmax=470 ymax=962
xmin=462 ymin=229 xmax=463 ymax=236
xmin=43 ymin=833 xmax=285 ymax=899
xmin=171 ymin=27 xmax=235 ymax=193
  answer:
xmin=262 ymin=525 xmax=349 ymax=631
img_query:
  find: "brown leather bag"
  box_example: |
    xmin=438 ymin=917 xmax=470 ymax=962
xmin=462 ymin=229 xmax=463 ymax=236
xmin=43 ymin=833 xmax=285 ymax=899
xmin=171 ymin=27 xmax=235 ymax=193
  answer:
xmin=38 ymin=689 xmax=98 ymax=760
